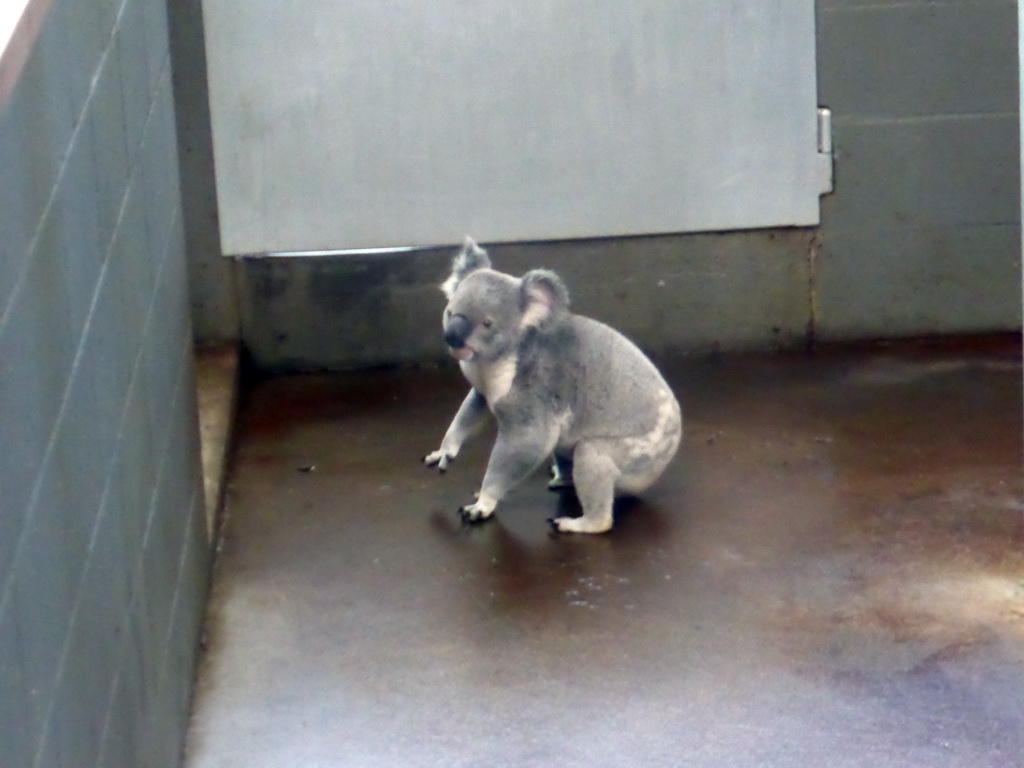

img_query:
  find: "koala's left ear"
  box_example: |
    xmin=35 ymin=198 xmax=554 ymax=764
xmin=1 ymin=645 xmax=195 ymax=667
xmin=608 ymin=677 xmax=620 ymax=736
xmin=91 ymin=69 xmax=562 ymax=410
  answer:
xmin=520 ymin=269 xmax=570 ymax=328
xmin=441 ymin=236 xmax=491 ymax=299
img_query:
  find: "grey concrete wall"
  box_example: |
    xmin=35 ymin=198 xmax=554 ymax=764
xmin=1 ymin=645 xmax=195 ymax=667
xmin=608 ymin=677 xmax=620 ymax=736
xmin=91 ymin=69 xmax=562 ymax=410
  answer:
xmin=238 ymin=231 xmax=815 ymax=370
xmin=224 ymin=0 xmax=1020 ymax=371
xmin=168 ymin=0 xmax=238 ymax=343
xmin=816 ymin=0 xmax=1020 ymax=339
xmin=0 ymin=0 xmax=208 ymax=765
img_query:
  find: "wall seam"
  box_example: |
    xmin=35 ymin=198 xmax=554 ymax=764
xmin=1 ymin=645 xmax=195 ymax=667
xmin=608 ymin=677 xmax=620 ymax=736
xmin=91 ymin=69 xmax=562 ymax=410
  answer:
xmin=0 ymin=0 xmax=132 ymax=329
xmin=90 ymin=327 xmax=196 ymax=768
xmin=834 ymin=111 xmax=1018 ymax=128
xmin=28 ymin=185 xmax=188 ymax=767
xmin=819 ymin=1 xmax=1016 ymax=13
xmin=0 ymin=5 xmax=172 ymax=621
xmin=806 ymin=231 xmax=822 ymax=351
xmin=149 ymin=483 xmax=205 ymax=767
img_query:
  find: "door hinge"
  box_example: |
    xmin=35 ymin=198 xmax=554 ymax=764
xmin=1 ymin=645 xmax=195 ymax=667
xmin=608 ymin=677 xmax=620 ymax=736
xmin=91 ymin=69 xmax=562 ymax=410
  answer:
xmin=817 ymin=107 xmax=834 ymax=196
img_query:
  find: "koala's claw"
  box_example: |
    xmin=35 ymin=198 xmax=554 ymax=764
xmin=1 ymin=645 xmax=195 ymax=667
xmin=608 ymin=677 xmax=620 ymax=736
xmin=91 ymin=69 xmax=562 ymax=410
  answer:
xmin=458 ymin=500 xmax=495 ymax=524
xmin=423 ymin=450 xmax=454 ymax=472
xmin=548 ymin=515 xmax=613 ymax=535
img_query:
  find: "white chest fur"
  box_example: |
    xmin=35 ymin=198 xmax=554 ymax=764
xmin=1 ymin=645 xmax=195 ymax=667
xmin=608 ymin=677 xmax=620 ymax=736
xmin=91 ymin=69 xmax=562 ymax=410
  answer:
xmin=460 ymin=355 xmax=518 ymax=407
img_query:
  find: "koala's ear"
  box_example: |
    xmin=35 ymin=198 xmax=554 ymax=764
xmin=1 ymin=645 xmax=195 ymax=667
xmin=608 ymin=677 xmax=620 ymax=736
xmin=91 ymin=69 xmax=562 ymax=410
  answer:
xmin=441 ymin=236 xmax=492 ymax=298
xmin=520 ymin=269 xmax=570 ymax=328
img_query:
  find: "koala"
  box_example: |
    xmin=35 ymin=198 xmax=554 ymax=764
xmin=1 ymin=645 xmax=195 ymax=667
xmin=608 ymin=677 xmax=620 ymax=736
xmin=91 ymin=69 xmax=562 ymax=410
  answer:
xmin=423 ymin=237 xmax=682 ymax=534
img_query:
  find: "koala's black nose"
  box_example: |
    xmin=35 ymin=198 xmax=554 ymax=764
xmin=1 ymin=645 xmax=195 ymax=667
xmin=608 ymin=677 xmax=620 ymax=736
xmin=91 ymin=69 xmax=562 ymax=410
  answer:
xmin=444 ymin=313 xmax=472 ymax=348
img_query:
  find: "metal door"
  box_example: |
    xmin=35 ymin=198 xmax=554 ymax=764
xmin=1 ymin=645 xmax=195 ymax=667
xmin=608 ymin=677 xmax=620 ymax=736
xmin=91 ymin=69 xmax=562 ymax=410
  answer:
xmin=202 ymin=1 xmax=825 ymax=254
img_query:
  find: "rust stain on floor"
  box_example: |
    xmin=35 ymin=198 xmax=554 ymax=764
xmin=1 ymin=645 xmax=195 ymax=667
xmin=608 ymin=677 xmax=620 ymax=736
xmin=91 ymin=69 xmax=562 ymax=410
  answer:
xmin=186 ymin=338 xmax=1023 ymax=768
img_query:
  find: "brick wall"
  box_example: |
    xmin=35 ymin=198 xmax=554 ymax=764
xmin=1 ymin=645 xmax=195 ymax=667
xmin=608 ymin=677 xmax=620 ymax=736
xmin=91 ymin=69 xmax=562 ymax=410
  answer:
xmin=0 ymin=0 xmax=208 ymax=765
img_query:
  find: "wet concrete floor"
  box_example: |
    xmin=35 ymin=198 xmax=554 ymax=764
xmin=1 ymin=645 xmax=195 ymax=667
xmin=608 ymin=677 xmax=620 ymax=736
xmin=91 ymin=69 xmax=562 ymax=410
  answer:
xmin=185 ymin=339 xmax=1023 ymax=768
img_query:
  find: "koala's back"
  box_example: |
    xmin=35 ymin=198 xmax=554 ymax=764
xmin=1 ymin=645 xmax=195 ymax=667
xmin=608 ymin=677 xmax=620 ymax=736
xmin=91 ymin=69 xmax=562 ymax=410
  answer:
xmin=536 ymin=314 xmax=680 ymax=441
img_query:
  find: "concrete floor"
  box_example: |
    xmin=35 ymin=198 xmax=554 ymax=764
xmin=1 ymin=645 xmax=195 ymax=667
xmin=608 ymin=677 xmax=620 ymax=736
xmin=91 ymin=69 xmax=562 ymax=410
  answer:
xmin=185 ymin=339 xmax=1023 ymax=768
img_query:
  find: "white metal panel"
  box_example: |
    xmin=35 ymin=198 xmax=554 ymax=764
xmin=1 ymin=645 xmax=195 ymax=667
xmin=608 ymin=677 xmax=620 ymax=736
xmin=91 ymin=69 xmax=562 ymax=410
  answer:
xmin=202 ymin=1 xmax=820 ymax=254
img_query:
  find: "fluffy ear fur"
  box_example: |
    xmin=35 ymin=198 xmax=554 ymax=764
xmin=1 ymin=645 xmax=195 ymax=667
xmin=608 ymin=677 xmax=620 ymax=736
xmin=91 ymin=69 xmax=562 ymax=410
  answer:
xmin=520 ymin=269 xmax=570 ymax=328
xmin=441 ymin=236 xmax=492 ymax=298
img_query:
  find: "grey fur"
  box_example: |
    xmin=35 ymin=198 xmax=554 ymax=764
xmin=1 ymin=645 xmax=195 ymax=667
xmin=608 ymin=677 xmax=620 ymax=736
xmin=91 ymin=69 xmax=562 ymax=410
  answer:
xmin=424 ymin=238 xmax=682 ymax=533
xmin=440 ymin=236 xmax=491 ymax=299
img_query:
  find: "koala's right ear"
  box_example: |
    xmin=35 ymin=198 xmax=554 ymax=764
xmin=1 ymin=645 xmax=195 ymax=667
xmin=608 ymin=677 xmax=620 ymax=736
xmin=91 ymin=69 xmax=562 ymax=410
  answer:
xmin=520 ymin=269 xmax=570 ymax=328
xmin=441 ymin=236 xmax=491 ymax=299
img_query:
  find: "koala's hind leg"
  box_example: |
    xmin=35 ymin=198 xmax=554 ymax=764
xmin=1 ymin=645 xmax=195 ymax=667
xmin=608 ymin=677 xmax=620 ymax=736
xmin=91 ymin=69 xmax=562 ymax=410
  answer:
xmin=550 ymin=442 xmax=618 ymax=534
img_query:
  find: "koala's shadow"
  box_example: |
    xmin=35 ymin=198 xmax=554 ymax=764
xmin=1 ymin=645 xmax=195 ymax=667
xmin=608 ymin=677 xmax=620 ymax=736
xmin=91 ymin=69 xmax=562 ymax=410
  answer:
xmin=428 ymin=490 xmax=676 ymax=621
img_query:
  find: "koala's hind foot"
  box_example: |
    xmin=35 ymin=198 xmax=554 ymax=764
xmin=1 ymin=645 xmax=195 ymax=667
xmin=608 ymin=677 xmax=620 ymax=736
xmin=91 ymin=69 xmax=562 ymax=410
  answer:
xmin=458 ymin=493 xmax=497 ymax=524
xmin=549 ymin=514 xmax=613 ymax=534
xmin=548 ymin=443 xmax=616 ymax=534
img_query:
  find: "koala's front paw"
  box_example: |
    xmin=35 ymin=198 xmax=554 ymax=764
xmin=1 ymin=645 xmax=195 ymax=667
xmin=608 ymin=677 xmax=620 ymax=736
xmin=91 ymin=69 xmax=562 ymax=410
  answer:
xmin=423 ymin=449 xmax=454 ymax=472
xmin=458 ymin=495 xmax=496 ymax=524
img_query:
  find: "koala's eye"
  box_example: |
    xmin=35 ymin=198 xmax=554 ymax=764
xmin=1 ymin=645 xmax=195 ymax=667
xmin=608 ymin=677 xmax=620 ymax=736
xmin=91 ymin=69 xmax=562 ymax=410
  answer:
xmin=482 ymin=318 xmax=494 ymax=329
